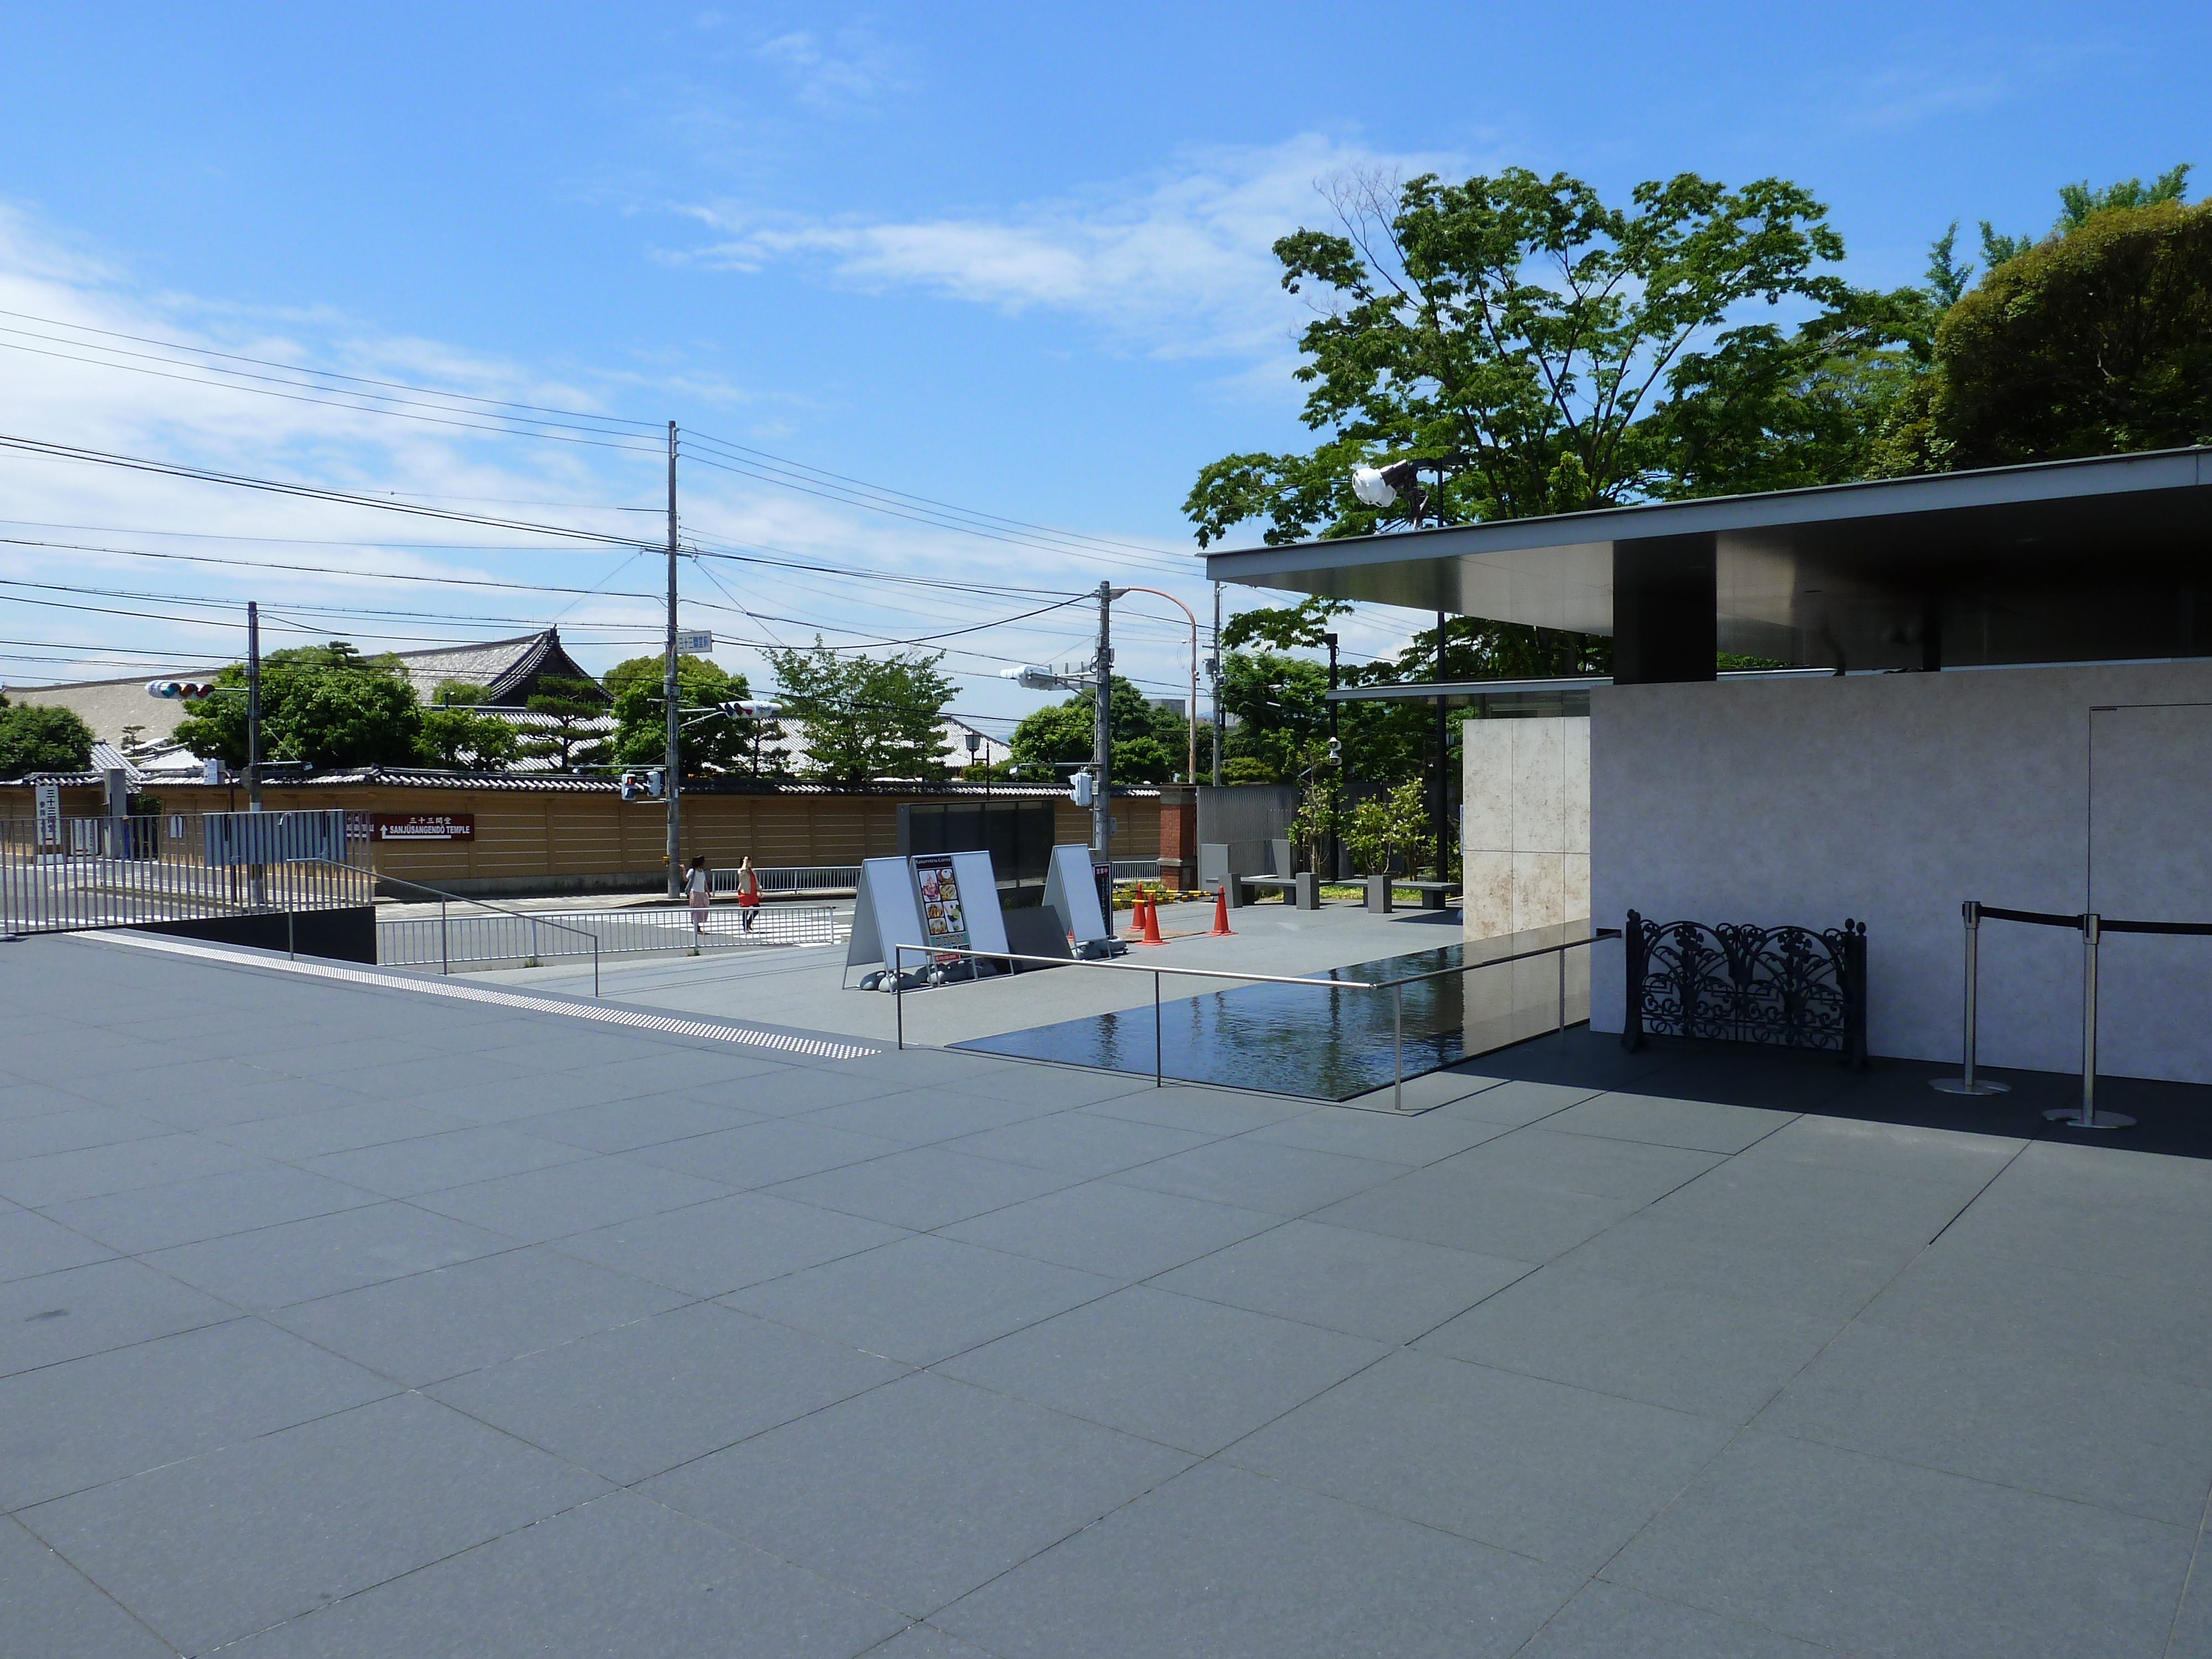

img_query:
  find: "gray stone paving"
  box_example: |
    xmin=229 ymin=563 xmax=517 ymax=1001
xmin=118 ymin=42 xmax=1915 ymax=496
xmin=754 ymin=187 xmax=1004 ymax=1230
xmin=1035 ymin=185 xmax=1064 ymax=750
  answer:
xmin=4 ymin=931 xmax=2212 ymax=1657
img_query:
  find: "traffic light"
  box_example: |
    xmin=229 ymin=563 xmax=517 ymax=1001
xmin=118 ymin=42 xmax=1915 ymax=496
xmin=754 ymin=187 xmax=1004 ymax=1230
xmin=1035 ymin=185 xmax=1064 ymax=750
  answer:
xmin=146 ymin=681 xmax=218 ymax=700
xmin=617 ymin=769 xmax=666 ymax=801
xmin=618 ymin=771 xmax=641 ymax=801
xmin=1070 ymin=768 xmax=1095 ymax=807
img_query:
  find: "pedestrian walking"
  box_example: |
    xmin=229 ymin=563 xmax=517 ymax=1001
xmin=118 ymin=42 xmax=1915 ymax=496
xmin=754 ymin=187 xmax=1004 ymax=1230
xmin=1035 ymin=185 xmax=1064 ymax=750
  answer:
xmin=685 ymin=855 xmax=711 ymax=949
xmin=734 ymin=854 xmax=761 ymax=933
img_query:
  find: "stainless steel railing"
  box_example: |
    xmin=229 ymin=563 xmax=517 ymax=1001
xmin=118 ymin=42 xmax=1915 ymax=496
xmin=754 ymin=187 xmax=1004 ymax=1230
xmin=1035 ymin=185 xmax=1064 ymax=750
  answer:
xmin=890 ymin=930 xmax=1616 ymax=1109
xmin=291 ymin=859 xmax=603 ymax=998
xmin=378 ymin=902 xmax=837 ymax=972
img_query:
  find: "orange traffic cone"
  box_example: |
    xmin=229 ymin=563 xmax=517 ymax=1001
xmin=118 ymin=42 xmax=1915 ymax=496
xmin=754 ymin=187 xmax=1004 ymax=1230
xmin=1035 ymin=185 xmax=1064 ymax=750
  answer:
xmin=1207 ymin=883 xmax=1234 ymax=936
xmin=1135 ymin=887 xmax=1167 ymax=946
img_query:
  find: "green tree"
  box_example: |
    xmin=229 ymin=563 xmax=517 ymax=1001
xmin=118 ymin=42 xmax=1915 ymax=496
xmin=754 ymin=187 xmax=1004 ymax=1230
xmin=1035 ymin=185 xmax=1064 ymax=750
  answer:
xmin=1979 ymin=163 xmax=2193 ymax=273
xmin=517 ymin=674 xmax=611 ymax=771
xmin=604 ymin=654 xmax=773 ymax=775
xmin=1932 ymin=195 xmax=2211 ymax=469
xmin=1342 ymin=779 xmax=1432 ymax=878
xmin=171 ymin=643 xmax=424 ymax=770
xmin=764 ymin=640 xmax=954 ymax=783
xmin=1006 ymin=676 xmax=1189 ymax=784
xmin=415 ymin=681 xmax=520 ymax=771
xmin=0 ymin=703 xmax=95 ymax=778
xmin=1185 ymin=167 xmax=1849 ymax=546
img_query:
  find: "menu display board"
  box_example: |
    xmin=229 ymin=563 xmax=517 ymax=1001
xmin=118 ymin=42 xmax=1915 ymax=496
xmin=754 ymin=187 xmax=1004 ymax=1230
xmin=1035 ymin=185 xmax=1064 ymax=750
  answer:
xmin=912 ymin=853 xmax=972 ymax=959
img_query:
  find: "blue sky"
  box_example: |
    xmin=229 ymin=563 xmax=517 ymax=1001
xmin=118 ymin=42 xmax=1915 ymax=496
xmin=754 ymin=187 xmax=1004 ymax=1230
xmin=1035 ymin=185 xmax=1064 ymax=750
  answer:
xmin=0 ymin=2 xmax=2203 ymax=731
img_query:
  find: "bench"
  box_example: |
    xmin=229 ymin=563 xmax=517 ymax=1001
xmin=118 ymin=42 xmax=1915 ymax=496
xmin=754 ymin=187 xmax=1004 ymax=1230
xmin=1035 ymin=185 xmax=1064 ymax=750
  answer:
xmin=1364 ymin=877 xmax=1462 ymax=913
xmin=1232 ymin=871 xmax=1319 ymax=911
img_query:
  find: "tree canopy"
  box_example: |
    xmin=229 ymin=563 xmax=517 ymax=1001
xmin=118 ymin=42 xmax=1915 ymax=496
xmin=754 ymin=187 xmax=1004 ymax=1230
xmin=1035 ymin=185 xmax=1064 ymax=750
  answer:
xmin=416 ymin=681 xmax=519 ymax=771
xmin=1923 ymin=194 xmax=2211 ymax=469
xmin=519 ymin=674 xmax=611 ymax=771
xmin=1185 ymin=167 xmax=1856 ymax=545
xmin=761 ymin=641 xmax=954 ymax=783
xmin=1005 ymin=676 xmax=1189 ymax=784
xmin=0 ymin=703 xmax=95 ymax=779
xmin=604 ymin=654 xmax=774 ymax=775
xmin=171 ymin=643 xmax=425 ymax=771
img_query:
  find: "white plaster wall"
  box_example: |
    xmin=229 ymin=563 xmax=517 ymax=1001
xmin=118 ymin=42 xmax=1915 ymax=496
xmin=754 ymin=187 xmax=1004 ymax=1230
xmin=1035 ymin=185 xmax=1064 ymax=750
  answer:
xmin=1463 ymin=716 xmax=1591 ymax=942
xmin=1590 ymin=661 xmax=2212 ymax=1082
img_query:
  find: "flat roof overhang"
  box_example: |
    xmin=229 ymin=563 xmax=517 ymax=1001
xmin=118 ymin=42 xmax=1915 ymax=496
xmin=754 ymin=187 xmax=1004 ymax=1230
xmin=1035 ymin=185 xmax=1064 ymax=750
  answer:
xmin=1203 ymin=447 xmax=2212 ymax=673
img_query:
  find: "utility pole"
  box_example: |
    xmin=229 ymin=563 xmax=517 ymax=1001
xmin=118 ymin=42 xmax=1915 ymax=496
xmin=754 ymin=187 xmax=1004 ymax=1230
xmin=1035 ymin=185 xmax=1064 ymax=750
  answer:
xmin=664 ymin=421 xmax=682 ymax=901
xmin=1209 ymin=581 xmax=1223 ymax=787
xmin=1325 ymin=630 xmax=1340 ymax=880
xmin=1092 ymin=579 xmax=1112 ymax=855
xmin=1434 ymin=610 xmax=1449 ymax=884
xmin=246 ymin=601 xmax=262 ymax=813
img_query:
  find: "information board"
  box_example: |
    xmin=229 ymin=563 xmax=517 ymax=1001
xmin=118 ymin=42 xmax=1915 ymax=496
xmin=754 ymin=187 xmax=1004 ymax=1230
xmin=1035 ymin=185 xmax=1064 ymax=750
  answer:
xmin=1044 ymin=843 xmax=1110 ymax=946
xmin=34 ymin=782 xmax=60 ymax=849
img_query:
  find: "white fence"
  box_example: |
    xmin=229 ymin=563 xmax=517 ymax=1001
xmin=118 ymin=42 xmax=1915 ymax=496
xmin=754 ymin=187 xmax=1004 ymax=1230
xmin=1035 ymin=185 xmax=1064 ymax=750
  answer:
xmin=377 ymin=902 xmax=839 ymax=968
xmin=711 ymin=864 xmax=862 ymax=896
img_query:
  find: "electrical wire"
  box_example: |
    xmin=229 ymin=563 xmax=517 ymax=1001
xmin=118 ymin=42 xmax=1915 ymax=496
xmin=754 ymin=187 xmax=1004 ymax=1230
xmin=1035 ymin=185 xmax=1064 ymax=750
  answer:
xmin=0 ymin=306 xmax=661 ymax=430
xmin=0 ymin=432 xmax=662 ymax=549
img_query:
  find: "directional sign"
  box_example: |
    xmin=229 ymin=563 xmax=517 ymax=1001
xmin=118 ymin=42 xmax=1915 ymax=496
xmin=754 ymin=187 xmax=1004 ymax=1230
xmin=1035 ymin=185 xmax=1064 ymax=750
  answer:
xmin=675 ymin=630 xmax=713 ymax=654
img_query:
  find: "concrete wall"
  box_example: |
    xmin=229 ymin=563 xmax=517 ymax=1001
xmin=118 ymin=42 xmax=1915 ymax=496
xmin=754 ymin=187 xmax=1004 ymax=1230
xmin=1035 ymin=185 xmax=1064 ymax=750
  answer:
xmin=1462 ymin=716 xmax=1590 ymax=942
xmin=1590 ymin=661 xmax=2212 ymax=1082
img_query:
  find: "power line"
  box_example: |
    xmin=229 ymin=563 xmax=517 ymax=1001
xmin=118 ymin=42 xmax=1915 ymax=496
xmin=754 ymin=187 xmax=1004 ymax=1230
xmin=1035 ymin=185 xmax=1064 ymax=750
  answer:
xmin=0 ymin=306 xmax=661 ymax=431
xmin=0 ymin=431 xmax=662 ymax=549
xmin=683 ymin=428 xmax=1179 ymax=561
xmin=0 ymin=335 xmax=665 ymax=454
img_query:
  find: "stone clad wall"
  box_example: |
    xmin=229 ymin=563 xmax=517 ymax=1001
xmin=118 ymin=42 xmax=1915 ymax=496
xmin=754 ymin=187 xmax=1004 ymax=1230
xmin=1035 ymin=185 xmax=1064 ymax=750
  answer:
xmin=1461 ymin=715 xmax=1591 ymax=942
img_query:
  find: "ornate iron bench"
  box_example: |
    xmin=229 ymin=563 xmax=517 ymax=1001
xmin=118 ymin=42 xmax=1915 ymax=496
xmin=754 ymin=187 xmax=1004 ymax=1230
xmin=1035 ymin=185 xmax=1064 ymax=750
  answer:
xmin=1622 ymin=910 xmax=1867 ymax=1067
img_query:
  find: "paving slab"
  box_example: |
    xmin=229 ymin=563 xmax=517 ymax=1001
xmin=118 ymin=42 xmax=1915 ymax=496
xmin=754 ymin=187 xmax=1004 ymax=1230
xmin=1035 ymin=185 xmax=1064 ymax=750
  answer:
xmin=216 ymin=1488 xmax=907 ymax=1658
xmin=804 ymin=1086 xmax=1069 ymax=1146
xmin=269 ymin=1244 xmax=687 ymax=1385
xmin=18 ymin=1392 xmax=608 ymax=1656
xmin=724 ymin=1233 xmax=1118 ymax=1366
xmin=44 ymin=1162 xmax=378 ymax=1254
xmin=1109 ymin=1138 xmax=1404 ymax=1217
xmin=0 ymin=1107 xmax=172 ymax=1163
xmin=1756 ymin=1320 xmax=2212 ymax=1525
xmin=640 ymin=1371 xmax=1192 ymax=1615
xmin=628 ymin=1117 xmax=910 ymax=1188
xmin=939 ymin=1110 xmax=1217 ymax=1178
xmin=1540 ymin=1092 xmax=1798 ymax=1154
xmin=1245 ymin=1104 xmax=1514 ymax=1165
xmin=549 ymin=1190 xmax=911 ymax=1298
xmin=505 ymin=1092 xmax=761 ymax=1152
xmin=1603 ymin=1429 xmax=2194 ymax=1659
xmin=1517 ymin=1580 xmax=1840 ymax=1659
xmin=0 ymin=1514 xmax=173 ymax=1659
xmin=144 ymin=1199 xmax=520 ymax=1309
xmin=409 ymin=1154 xmax=734 ymax=1243
xmin=431 ymin=1301 xmax=905 ymax=1483
xmin=1151 ymin=1217 xmax=1531 ymax=1344
xmin=0 ymin=1132 xmax=269 ymax=1208
xmin=937 ymin=1284 xmax=1387 ymax=1454
xmin=1416 ymin=1261 xmax=1843 ymax=1422
xmin=937 ymin=1181 xmax=1282 ymax=1282
xmin=764 ymin=1146 xmax=1078 ymax=1231
xmin=0 ymin=1209 xmax=116 ymax=1282
xmin=1308 ymin=1165 xmax=1637 ymax=1261
xmin=0 ymin=1258 xmax=238 ymax=1379
xmin=937 ymin=1462 xmax=1580 ymax=1659
xmin=1226 ymin=1349 xmax=1735 ymax=1573
xmin=298 ymin=1124 xmax=592 ymax=1198
xmin=0 ymin=1316 xmax=395 ymax=1512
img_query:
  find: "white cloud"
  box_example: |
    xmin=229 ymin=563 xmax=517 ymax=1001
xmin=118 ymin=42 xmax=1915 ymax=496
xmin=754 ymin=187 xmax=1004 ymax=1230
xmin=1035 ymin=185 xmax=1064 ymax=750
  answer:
xmin=752 ymin=25 xmax=907 ymax=114
xmin=671 ymin=133 xmax=1469 ymax=363
xmin=0 ymin=199 xmax=1241 ymax=720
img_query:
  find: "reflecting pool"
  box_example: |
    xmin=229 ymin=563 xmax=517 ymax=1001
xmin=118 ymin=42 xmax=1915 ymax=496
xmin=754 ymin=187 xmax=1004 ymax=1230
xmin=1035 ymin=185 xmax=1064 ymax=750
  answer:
xmin=957 ymin=928 xmax=1591 ymax=1100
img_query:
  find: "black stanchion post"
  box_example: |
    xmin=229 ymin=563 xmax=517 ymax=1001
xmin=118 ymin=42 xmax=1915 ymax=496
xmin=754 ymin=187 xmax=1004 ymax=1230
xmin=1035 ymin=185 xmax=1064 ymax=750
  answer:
xmin=2046 ymin=911 xmax=2134 ymax=1130
xmin=1933 ymin=899 xmax=2010 ymax=1095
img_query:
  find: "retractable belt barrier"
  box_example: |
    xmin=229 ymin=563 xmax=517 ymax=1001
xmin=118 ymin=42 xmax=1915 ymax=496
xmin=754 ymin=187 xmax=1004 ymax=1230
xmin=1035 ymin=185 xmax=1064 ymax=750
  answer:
xmin=1934 ymin=899 xmax=2212 ymax=1130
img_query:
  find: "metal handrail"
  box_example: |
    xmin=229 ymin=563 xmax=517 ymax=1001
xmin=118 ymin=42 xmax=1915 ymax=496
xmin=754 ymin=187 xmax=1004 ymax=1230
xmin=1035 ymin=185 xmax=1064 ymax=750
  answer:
xmin=890 ymin=930 xmax=1614 ymax=1109
xmin=299 ymin=858 xmax=601 ymax=997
